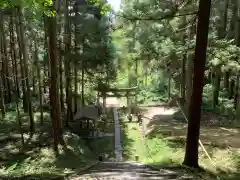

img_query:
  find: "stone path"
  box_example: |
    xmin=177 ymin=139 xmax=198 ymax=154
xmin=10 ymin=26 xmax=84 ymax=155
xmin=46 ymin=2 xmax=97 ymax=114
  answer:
xmin=68 ymin=162 xmax=179 ymax=180
xmin=67 ymin=99 xmax=181 ymax=180
xmin=113 ymin=108 xmax=123 ymax=162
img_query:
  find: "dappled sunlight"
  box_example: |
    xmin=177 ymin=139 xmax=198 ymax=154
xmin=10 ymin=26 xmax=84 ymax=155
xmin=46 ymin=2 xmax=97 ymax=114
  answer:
xmin=133 ymin=104 xmax=240 ymax=176
xmin=0 ymin=132 xmax=98 ymax=177
xmin=0 ymin=0 xmax=240 ymax=179
xmin=141 ymin=106 xmax=240 ymax=148
xmin=144 ymin=106 xmax=178 ymax=120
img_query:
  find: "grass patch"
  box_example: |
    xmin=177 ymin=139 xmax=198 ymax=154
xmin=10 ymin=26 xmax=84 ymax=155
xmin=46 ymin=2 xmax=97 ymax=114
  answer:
xmin=89 ymin=136 xmax=115 ymax=159
xmin=120 ymin=119 xmax=181 ymax=165
xmin=121 ymin=122 xmax=145 ymax=161
xmin=89 ymin=117 xmax=115 ymax=159
xmin=0 ymin=132 xmax=97 ymax=178
xmin=120 ymin=112 xmax=240 ymax=179
xmin=0 ymin=107 xmax=114 ymax=179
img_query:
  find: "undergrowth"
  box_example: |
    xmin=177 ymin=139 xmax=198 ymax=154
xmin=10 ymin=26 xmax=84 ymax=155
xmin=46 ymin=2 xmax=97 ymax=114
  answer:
xmin=0 ymin=107 xmax=114 ymax=178
xmin=120 ymin=114 xmax=240 ymax=180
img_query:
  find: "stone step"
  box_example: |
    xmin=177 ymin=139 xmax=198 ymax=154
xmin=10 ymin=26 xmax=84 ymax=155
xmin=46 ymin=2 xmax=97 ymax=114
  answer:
xmin=69 ymin=162 xmax=179 ymax=180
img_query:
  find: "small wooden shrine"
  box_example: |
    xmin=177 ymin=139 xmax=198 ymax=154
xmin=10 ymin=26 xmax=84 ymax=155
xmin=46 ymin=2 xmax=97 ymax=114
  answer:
xmin=73 ymin=106 xmax=100 ymax=137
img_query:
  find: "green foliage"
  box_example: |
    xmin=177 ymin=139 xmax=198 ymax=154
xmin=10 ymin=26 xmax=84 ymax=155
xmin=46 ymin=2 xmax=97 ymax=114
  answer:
xmin=0 ymin=0 xmax=55 ymax=15
xmin=88 ymin=0 xmax=112 ymax=14
xmin=114 ymin=0 xmax=240 ymax=124
xmin=120 ymin=110 xmax=240 ymax=178
xmin=201 ymin=84 xmax=236 ymax=118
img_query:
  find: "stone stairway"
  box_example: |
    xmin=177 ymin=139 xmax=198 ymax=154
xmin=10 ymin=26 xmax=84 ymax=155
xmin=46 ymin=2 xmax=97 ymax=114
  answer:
xmin=68 ymin=162 xmax=179 ymax=180
xmin=67 ymin=106 xmax=181 ymax=180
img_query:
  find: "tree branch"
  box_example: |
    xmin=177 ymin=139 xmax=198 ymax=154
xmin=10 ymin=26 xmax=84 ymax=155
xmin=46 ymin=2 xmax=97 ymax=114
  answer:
xmin=116 ymin=12 xmax=198 ymax=21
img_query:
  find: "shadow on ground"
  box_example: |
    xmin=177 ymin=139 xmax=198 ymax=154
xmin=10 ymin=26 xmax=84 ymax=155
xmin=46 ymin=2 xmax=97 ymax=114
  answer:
xmin=0 ymin=113 xmax=110 ymax=179
xmin=69 ymin=162 xmax=179 ymax=180
xmin=117 ymin=108 xmax=135 ymax=160
xmin=0 ymin=174 xmax=64 ymax=180
xmin=138 ymin=105 xmax=240 ymax=180
xmin=144 ymin=108 xmax=240 ymax=149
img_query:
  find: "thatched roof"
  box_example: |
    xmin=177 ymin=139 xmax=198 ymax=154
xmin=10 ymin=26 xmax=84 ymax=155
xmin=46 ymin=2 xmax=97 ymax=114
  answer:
xmin=73 ymin=106 xmax=100 ymax=121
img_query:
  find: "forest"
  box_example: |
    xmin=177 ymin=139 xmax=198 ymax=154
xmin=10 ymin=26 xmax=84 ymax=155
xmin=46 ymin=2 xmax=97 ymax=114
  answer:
xmin=0 ymin=0 xmax=239 ymax=179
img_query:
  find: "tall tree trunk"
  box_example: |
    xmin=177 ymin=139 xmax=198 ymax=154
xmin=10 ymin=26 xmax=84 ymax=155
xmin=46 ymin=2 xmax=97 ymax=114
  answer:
xmin=183 ymin=0 xmax=212 ymax=168
xmin=49 ymin=14 xmax=59 ymax=153
xmin=135 ymin=59 xmax=138 ymax=105
xmin=185 ymin=18 xmax=196 ymax=117
xmin=74 ymin=2 xmax=78 ymax=113
xmin=64 ymin=0 xmax=73 ymax=126
xmin=180 ymin=18 xmax=187 ymax=101
xmin=48 ymin=6 xmax=65 ymax=152
xmin=0 ymin=17 xmax=11 ymax=104
xmin=224 ymin=71 xmax=230 ymax=91
xmin=33 ymin=34 xmax=44 ymax=125
xmin=223 ymin=0 xmax=230 ymax=92
xmin=18 ymin=7 xmax=34 ymax=133
xmin=235 ymin=1 xmax=240 ymax=110
xmin=229 ymin=78 xmax=235 ymax=99
xmin=9 ymin=13 xmax=20 ymax=98
xmin=213 ymin=0 xmax=229 ymax=107
xmin=228 ymin=0 xmax=237 ymax=40
xmin=81 ymin=59 xmax=85 ymax=107
xmin=212 ymin=67 xmax=221 ymax=108
xmin=181 ymin=53 xmax=186 ymax=100
xmin=0 ymin=13 xmax=5 ymax=119
xmin=15 ymin=8 xmax=28 ymax=112
xmin=43 ymin=15 xmax=48 ymax=94
xmin=59 ymin=47 xmax=64 ymax=112
xmin=219 ymin=0 xmax=229 ymax=38
xmin=12 ymin=23 xmax=24 ymax=145
xmin=58 ymin=24 xmax=64 ymax=113
xmin=236 ymin=77 xmax=240 ymax=120
xmin=74 ymin=66 xmax=78 ymax=112
xmin=168 ymin=73 xmax=171 ymax=101
xmin=234 ymin=76 xmax=239 ymax=109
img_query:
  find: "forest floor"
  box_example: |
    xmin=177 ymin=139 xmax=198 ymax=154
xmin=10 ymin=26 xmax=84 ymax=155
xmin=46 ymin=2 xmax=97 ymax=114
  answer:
xmin=0 ymin=98 xmax=239 ymax=179
xmin=69 ymin=98 xmax=240 ymax=179
xmin=0 ymin=109 xmax=115 ymax=179
xmin=129 ymin=104 xmax=240 ymax=179
xmin=141 ymin=105 xmax=240 ymax=148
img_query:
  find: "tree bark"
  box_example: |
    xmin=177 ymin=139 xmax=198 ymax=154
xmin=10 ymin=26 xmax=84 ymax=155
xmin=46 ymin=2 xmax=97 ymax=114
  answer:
xmin=33 ymin=34 xmax=44 ymax=125
xmin=9 ymin=12 xmax=20 ymax=98
xmin=18 ymin=7 xmax=35 ymax=133
xmin=183 ymin=0 xmax=212 ymax=168
xmin=64 ymin=0 xmax=73 ymax=126
xmin=234 ymin=1 xmax=240 ymax=110
xmin=224 ymin=71 xmax=229 ymax=91
xmin=74 ymin=2 xmax=78 ymax=113
xmin=181 ymin=53 xmax=186 ymax=100
xmin=0 ymin=16 xmax=11 ymax=104
xmin=212 ymin=67 xmax=221 ymax=108
xmin=185 ymin=18 xmax=196 ymax=117
xmin=0 ymin=13 xmax=5 ymax=119
xmin=48 ymin=8 xmax=65 ymax=152
xmin=15 ymin=8 xmax=28 ymax=111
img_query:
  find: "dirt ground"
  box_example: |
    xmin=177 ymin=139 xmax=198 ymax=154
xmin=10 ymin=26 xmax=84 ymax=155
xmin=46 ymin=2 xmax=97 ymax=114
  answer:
xmin=103 ymin=96 xmax=240 ymax=148
xmin=141 ymin=106 xmax=240 ymax=148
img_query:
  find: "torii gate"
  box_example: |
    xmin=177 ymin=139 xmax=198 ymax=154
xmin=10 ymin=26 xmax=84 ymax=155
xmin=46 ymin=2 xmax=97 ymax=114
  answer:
xmin=95 ymin=84 xmax=138 ymax=115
